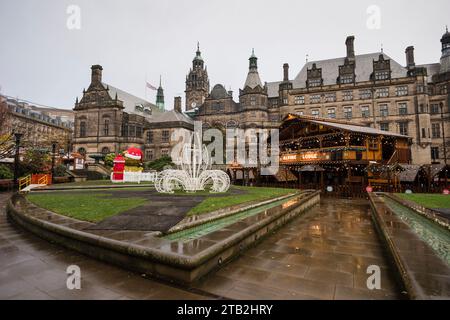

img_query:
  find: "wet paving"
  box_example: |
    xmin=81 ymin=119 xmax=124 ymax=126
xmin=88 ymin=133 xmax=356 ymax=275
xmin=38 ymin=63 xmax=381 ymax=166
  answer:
xmin=0 ymin=192 xmax=404 ymax=300
xmin=0 ymin=192 xmax=207 ymax=300
xmin=193 ymin=199 xmax=404 ymax=300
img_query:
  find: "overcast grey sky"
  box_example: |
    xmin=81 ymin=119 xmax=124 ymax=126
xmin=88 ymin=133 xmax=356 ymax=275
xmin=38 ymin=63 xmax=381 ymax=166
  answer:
xmin=0 ymin=0 xmax=449 ymax=110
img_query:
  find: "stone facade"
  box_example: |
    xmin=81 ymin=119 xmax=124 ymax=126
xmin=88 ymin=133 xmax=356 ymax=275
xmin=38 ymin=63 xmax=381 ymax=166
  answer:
xmin=0 ymin=95 xmax=72 ymax=148
xmin=264 ymin=32 xmax=450 ymax=165
xmin=144 ymin=97 xmax=194 ymax=161
xmin=187 ymin=48 xmax=277 ymax=131
xmin=72 ymin=65 xmax=192 ymax=162
xmin=185 ymin=43 xmax=209 ymax=111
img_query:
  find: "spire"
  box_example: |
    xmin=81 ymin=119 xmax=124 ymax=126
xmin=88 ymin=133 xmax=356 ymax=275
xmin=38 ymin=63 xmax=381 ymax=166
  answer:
xmin=194 ymin=42 xmax=203 ymax=61
xmin=249 ymin=48 xmax=258 ymax=70
xmin=244 ymin=49 xmax=263 ymax=89
xmin=156 ymin=76 xmax=165 ymax=111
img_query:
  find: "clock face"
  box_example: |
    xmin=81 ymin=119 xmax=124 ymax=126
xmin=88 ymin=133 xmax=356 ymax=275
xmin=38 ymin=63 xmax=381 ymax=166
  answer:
xmin=191 ymin=102 xmax=197 ymax=108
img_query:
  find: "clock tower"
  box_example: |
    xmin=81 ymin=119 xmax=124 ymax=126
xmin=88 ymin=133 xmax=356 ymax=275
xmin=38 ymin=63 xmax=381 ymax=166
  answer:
xmin=185 ymin=43 xmax=209 ymax=110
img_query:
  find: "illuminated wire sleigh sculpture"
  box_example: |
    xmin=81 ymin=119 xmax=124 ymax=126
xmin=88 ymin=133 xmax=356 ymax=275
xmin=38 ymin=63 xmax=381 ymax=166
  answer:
xmin=155 ymin=133 xmax=230 ymax=193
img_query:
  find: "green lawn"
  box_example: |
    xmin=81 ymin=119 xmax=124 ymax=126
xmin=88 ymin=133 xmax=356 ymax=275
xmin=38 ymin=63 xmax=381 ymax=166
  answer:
xmin=396 ymin=193 xmax=450 ymax=209
xmin=26 ymin=186 xmax=298 ymax=222
xmin=27 ymin=193 xmax=148 ymax=222
xmin=187 ymin=186 xmax=298 ymax=216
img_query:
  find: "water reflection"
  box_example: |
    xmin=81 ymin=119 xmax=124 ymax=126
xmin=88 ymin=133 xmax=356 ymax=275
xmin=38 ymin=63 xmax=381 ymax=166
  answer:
xmin=383 ymin=197 xmax=450 ymax=265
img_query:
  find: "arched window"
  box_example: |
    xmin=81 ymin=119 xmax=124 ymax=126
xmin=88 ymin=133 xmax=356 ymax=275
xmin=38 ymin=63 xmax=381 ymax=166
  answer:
xmin=79 ymin=121 xmax=86 ymax=137
xmin=78 ymin=147 xmax=86 ymax=155
xmin=101 ymin=147 xmax=110 ymax=155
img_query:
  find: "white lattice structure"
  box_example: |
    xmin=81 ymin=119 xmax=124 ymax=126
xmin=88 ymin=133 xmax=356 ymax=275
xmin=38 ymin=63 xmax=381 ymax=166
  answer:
xmin=155 ymin=133 xmax=230 ymax=193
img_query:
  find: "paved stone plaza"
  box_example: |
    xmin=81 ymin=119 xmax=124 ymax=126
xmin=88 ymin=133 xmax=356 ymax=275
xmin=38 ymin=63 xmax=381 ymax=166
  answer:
xmin=0 ymin=191 xmax=405 ymax=300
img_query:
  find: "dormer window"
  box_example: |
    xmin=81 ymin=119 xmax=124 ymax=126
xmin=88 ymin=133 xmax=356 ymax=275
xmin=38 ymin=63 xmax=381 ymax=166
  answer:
xmin=306 ymin=63 xmax=323 ymax=88
xmin=308 ymin=79 xmax=322 ymax=87
xmin=375 ymin=71 xmax=390 ymax=81
xmin=340 ymin=75 xmax=354 ymax=84
xmin=372 ymin=54 xmax=391 ymax=81
xmin=338 ymin=58 xmax=355 ymax=85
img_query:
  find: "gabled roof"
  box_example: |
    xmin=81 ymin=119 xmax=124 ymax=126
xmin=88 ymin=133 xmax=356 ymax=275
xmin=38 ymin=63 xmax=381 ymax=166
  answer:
xmin=416 ymin=63 xmax=441 ymax=83
xmin=148 ymin=109 xmax=194 ymax=125
xmin=283 ymin=114 xmax=410 ymax=138
xmin=103 ymin=83 xmax=160 ymax=116
xmin=266 ymin=52 xmax=409 ymax=97
xmin=293 ymin=53 xmax=407 ymax=88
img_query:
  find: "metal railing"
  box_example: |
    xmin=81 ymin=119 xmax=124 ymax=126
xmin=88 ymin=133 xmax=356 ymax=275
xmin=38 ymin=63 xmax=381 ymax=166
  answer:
xmin=38 ymin=175 xmax=48 ymax=185
xmin=18 ymin=175 xmax=31 ymax=191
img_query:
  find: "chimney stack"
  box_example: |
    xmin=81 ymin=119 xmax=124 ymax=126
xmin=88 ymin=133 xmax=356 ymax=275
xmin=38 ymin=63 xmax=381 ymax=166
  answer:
xmin=91 ymin=65 xmax=103 ymax=84
xmin=174 ymin=96 xmax=182 ymax=113
xmin=283 ymin=63 xmax=289 ymax=81
xmin=405 ymin=46 xmax=415 ymax=68
xmin=345 ymin=36 xmax=355 ymax=61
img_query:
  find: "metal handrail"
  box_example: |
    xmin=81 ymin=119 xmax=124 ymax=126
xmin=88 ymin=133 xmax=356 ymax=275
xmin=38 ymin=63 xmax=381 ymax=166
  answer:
xmin=18 ymin=175 xmax=31 ymax=190
xmin=38 ymin=175 xmax=48 ymax=185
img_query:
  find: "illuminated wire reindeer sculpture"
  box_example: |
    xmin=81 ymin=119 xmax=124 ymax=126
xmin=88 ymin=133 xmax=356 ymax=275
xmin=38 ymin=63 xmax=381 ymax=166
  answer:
xmin=155 ymin=132 xmax=230 ymax=193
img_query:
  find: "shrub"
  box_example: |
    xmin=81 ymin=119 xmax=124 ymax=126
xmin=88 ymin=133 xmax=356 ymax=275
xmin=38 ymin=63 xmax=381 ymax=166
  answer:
xmin=21 ymin=149 xmax=51 ymax=174
xmin=104 ymin=153 xmax=116 ymax=168
xmin=144 ymin=156 xmax=174 ymax=171
xmin=0 ymin=164 xmax=13 ymax=179
xmin=54 ymin=164 xmax=68 ymax=177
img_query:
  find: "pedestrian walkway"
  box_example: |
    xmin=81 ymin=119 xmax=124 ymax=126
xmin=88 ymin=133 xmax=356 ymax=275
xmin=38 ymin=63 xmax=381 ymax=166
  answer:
xmin=194 ymin=199 xmax=404 ymax=299
xmin=0 ymin=192 xmax=404 ymax=299
xmin=0 ymin=192 xmax=207 ymax=300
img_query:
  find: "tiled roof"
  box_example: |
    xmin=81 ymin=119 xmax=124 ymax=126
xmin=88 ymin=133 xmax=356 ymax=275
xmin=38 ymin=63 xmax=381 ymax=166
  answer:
xmin=267 ymin=81 xmax=281 ymax=98
xmin=266 ymin=52 xmax=409 ymax=97
xmin=417 ymin=63 xmax=441 ymax=82
xmin=287 ymin=114 xmax=409 ymax=138
xmin=103 ymin=83 xmax=160 ymax=116
xmin=293 ymin=53 xmax=407 ymax=88
xmin=244 ymin=69 xmax=263 ymax=89
xmin=148 ymin=109 xmax=194 ymax=124
xmin=398 ymin=164 xmax=421 ymax=182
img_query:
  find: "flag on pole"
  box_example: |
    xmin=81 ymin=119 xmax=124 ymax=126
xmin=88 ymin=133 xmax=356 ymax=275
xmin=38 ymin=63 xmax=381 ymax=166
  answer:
xmin=146 ymin=82 xmax=157 ymax=90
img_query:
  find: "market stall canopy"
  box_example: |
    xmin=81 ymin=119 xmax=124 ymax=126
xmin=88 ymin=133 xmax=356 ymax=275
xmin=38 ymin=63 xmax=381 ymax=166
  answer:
xmin=424 ymin=163 xmax=448 ymax=178
xmin=299 ymin=165 xmax=325 ymax=172
xmin=275 ymin=167 xmax=297 ymax=182
xmin=280 ymin=114 xmax=410 ymax=139
xmin=398 ymin=164 xmax=421 ymax=182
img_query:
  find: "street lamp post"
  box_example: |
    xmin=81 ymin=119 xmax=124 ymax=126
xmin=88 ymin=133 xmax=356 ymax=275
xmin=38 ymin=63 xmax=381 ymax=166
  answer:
xmin=66 ymin=139 xmax=71 ymax=169
xmin=13 ymin=133 xmax=23 ymax=191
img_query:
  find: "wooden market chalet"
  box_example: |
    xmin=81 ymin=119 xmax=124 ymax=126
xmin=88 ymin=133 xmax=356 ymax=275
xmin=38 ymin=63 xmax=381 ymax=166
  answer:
xmin=276 ymin=114 xmax=412 ymax=192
